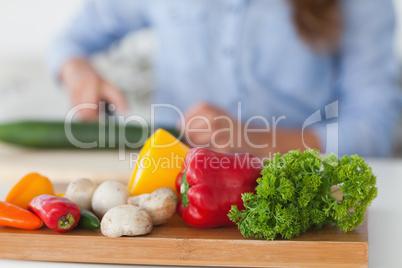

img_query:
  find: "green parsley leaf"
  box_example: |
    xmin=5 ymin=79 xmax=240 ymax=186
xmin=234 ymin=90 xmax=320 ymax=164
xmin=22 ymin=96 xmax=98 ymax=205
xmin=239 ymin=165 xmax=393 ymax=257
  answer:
xmin=228 ymin=150 xmax=377 ymax=240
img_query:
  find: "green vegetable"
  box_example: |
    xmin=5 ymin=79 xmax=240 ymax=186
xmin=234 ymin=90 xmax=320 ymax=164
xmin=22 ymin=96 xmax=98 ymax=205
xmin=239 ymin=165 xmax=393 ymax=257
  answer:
xmin=180 ymin=171 xmax=190 ymax=207
xmin=0 ymin=121 xmax=179 ymax=149
xmin=228 ymin=150 xmax=377 ymax=240
xmin=77 ymin=208 xmax=100 ymax=230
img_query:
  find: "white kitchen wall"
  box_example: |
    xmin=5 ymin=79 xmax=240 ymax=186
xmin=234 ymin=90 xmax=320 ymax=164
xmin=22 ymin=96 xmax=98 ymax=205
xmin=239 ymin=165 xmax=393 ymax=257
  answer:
xmin=394 ymin=0 xmax=402 ymax=59
xmin=0 ymin=0 xmax=154 ymax=122
xmin=0 ymin=0 xmax=83 ymax=121
xmin=0 ymin=0 xmax=83 ymax=60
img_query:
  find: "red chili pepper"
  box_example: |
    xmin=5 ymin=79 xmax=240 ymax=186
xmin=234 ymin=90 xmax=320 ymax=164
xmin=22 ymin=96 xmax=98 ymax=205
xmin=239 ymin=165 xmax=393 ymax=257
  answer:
xmin=28 ymin=194 xmax=81 ymax=233
xmin=177 ymin=148 xmax=263 ymax=228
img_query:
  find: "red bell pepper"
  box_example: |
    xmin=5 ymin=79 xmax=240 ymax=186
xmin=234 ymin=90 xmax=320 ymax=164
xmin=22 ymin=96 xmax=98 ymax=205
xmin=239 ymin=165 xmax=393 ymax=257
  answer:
xmin=177 ymin=148 xmax=263 ymax=228
xmin=28 ymin=194 xmax=81 ymax=233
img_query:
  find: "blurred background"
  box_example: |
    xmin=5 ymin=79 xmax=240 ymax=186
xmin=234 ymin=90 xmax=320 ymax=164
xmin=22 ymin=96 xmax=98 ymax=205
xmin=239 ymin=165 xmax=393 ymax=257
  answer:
xmin=0 ymin=0 xmax=401 ymax=156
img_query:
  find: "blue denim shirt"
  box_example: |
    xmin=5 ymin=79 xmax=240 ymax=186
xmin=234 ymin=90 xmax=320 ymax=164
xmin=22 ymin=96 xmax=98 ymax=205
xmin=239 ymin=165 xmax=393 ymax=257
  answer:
xmin=49 ymin=0 xmax=400 ymax=157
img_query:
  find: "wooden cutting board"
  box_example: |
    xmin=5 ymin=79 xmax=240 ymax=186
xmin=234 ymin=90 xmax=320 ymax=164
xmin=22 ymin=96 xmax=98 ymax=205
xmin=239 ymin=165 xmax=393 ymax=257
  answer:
xmin=0 ymin=214 xmax=368 ymax=268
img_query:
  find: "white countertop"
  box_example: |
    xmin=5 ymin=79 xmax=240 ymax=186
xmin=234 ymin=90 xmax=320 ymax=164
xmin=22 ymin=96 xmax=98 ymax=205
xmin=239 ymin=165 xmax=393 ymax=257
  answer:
xmin=0 ymin=143 xmax=136 ymax=185
xmin=0 ymin=158 xmax=401 ymax=268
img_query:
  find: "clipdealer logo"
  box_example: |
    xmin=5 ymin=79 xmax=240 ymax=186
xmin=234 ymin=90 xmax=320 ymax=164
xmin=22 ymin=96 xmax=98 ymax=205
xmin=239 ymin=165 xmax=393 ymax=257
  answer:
xmin=302 ymin=101 xmax=339 ymax=156
xmin=63 ymin=101 xmax=339 ymax=162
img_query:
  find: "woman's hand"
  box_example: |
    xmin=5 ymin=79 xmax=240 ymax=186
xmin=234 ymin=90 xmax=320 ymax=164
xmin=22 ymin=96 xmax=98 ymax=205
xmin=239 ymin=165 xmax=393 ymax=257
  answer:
xmin=60 ymin=58 xmax=128 ymax=120
xmin=181 ymin=102 xmax=321 ymax=158
xmin=181 ymin=102 xmax=239 ymax=153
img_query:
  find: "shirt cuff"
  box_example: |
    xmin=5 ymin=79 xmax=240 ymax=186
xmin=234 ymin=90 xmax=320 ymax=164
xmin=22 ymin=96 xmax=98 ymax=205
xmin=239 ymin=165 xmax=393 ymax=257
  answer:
xmin=47 ymin=39 xmax=90 ymax=82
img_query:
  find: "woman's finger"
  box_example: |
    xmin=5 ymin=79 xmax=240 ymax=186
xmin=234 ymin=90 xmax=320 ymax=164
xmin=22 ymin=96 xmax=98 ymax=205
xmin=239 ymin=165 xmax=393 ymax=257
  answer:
xmin=101 ymin=82 xmax=129 ymax=115
xmin=69 ymin=84 xmax=100 ymax=121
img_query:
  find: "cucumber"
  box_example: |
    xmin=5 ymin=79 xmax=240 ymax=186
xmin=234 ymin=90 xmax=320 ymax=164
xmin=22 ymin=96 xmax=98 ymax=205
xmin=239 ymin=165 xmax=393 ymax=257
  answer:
xmin=0 ymin=121 xmax=180 ymax=150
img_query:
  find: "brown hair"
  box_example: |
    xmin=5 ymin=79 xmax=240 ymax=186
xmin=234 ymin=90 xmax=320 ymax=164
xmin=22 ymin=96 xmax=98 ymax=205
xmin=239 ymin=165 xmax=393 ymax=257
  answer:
xmin=289 ymin=0 xmax=341 ymax=51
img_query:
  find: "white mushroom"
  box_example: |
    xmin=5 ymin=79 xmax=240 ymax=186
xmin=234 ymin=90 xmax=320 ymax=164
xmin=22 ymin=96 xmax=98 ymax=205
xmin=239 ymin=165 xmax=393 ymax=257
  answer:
xmin=92 ymin=181 xmax=130 ymax=219
xmin=101 ymin=204 xmax=153 ymax=238
xmin=127 ymin=193 xmax=150 ymax=207
xmin=65 ymin=178 xmax=97 ymax=210
xmin=127 ymin=187 xmax=177 ymax=225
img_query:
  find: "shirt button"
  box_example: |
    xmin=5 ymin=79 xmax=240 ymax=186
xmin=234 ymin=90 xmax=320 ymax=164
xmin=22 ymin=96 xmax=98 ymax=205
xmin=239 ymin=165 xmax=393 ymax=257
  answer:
xmin=169 ymin=8 xmax=179 ymax=21
xmin=226 ymin=4 xmax=241 ymax=13
xmin=222 ymin=47 xmax=235 ymax=57
xmin=199 ymin=12 xmax=208 ymax=21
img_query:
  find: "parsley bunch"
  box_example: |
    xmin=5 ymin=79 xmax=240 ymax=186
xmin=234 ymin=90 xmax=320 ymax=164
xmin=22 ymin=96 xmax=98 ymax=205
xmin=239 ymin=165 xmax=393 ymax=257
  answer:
xmin=228 ymin=150 xmax=377 ymax=240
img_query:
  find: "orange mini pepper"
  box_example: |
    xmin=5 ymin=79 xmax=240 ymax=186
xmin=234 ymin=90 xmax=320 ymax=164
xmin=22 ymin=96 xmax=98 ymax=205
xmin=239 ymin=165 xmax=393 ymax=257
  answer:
xmin=0 ymin=201 xmax=43 ymax=230
xmin=5 ymin=173 xmax=55 ymax=210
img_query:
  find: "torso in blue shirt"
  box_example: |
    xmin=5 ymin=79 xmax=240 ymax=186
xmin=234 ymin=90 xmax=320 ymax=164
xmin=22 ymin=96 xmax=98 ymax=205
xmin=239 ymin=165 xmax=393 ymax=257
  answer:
xmin=150 ymin=0 xmax=334 ymax=126
xmin=50 ymin=0 xmax=400 ymax=156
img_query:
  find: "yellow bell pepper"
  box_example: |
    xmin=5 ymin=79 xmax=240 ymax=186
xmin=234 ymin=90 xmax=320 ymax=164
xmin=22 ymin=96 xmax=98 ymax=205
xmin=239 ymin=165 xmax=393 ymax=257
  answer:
xmin=129 ymin=129 xmax=190 ymax=196
xmin=5 ymin=173 xmax=55 ymax=210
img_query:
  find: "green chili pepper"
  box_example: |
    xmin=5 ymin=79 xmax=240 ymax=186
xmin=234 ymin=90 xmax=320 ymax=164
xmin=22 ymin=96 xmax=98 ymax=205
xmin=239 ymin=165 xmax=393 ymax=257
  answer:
xmin=77 ymin=208 xmax=100 ymax=230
